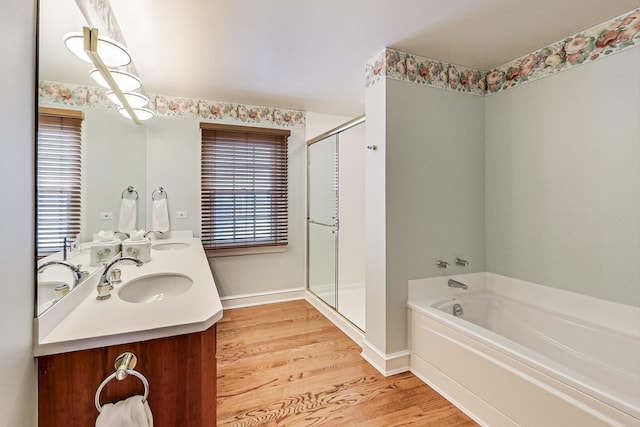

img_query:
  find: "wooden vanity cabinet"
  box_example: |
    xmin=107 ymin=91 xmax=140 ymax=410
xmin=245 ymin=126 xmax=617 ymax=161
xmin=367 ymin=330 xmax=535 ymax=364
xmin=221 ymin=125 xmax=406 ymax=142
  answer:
xmin=37 ymin=325 xmax=216 ymax=427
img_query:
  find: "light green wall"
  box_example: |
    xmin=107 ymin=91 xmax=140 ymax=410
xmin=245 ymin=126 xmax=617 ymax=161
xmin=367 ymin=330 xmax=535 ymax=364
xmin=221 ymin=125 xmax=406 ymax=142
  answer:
xmin=83 ymin=109 xmax=147 ymax=240
xmin=364 ymin=79 xmax=388 ymax=351
xmin=145 ymin=116 xmax=201 ymax=234
xmin=366 ymin=47 xmax=639 ymax=355
xmin=50 ymin=108 xmax=308 ymax=298
xmin=0 ymin=0 xmax=38 ymax=425
xmin=485 ymin=47 xmax=640 ymax=306
xmin=385 ymin=80 xmax=486 ymax=353
xmin=365 ymin=79 xmax=486 ymax=353
xmin=143 ymin=117 xmax=307 ymax=297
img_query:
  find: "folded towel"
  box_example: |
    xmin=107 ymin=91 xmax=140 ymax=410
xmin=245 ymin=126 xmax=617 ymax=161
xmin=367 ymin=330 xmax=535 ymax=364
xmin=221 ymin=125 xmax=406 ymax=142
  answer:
xmin=97 ymin=230 xmax=115 ymax=242
xmin=95 ymin=395 xmax=153 ymax=427
xmin=130 ymin=229 xmax=146 ymax=241
xmin=152 ymin=198 xmax=170 ymax=233
xmin=118 ymin=198 xmax=137 ymax=233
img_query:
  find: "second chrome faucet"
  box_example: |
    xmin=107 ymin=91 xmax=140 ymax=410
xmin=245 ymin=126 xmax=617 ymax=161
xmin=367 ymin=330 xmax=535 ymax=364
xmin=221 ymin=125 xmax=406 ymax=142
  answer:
xmin=96 ymin=257 xmax=143 ymax=300
xmin=38 ymin=260 xmax=88 ymax=287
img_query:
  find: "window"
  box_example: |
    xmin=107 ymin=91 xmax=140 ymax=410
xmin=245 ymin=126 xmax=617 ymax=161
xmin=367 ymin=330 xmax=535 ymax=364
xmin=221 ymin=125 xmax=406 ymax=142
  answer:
xmin=200 ymin=123 xmax=290 ymax=253
xmin=37 ymin=108 xmax=83 ymax=257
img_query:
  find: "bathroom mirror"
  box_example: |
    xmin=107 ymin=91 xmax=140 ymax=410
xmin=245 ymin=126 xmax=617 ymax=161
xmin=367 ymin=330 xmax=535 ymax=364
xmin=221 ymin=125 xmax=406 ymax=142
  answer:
xmin=36 ymin=0 xmax=147 ymax=315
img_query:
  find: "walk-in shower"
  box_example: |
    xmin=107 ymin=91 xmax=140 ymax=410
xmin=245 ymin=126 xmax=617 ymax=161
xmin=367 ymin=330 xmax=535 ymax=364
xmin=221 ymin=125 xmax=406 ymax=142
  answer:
xmin=307 ymin=115 xmax=365 ymax=330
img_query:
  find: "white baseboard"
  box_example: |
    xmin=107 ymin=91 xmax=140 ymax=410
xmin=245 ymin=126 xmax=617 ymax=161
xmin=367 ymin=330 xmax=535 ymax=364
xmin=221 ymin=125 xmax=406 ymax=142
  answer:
xmin=221 ymin=287 xmax=305 ymax=309
xmin=360 ymin=339 xmax=410 ymax=377
xmin=304 ymin=290 xmax=365 ymax=346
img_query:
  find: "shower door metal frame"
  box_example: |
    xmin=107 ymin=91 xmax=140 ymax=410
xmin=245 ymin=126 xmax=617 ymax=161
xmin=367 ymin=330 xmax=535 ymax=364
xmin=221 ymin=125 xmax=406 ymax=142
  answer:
xmin=306 ymin=114 xmax=365 ymax=311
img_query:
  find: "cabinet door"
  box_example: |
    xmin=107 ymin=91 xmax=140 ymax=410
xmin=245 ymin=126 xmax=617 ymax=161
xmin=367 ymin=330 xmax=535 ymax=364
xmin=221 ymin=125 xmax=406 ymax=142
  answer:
xmin=38 ymin=325 xmax=216 ymax=427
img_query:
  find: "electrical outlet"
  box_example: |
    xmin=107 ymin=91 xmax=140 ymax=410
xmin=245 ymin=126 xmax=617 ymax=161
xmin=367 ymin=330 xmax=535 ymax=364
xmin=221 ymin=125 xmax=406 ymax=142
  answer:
xmin=175 ymin=211 xmax=188 ymax=219
xmin=100 ymin=212 xmax=113 ymax=220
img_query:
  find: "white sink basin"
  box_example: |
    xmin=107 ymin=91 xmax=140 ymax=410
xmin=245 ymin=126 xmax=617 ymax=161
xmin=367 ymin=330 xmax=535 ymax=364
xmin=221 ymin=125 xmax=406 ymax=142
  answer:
xmin=118 ymin=273 xmax=193 ymax=303
xmin=151 ymin=242 xmax=190 ymax=251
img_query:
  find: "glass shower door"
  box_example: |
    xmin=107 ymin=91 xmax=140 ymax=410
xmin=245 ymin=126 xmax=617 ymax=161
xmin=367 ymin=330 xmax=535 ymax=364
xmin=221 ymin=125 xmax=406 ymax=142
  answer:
xmin=307 ymin=134 xmax=338 ymax=308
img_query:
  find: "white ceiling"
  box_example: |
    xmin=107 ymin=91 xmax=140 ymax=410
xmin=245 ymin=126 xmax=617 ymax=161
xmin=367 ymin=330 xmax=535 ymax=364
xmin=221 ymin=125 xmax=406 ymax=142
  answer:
xmin=39 ymin=0 xmax=640 ymax=116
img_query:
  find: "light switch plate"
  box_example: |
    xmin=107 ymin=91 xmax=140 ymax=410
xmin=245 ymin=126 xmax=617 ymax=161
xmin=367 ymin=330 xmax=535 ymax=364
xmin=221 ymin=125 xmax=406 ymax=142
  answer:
xmin=100 ymin=212 xmax=113 ymax=220
xmin=176 ymin=211 xmax=188 ymax=219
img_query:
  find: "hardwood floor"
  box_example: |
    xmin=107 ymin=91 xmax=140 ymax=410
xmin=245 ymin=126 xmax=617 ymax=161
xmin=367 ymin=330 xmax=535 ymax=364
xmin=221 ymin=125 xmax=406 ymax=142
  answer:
xmin=217 ymin=300 xmax=476 ymax=426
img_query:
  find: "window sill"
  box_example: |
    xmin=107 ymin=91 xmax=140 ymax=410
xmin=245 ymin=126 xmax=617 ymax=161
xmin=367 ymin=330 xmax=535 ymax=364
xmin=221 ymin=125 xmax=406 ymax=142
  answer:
xmin=206 ymin=246 xmax=287 ymax=258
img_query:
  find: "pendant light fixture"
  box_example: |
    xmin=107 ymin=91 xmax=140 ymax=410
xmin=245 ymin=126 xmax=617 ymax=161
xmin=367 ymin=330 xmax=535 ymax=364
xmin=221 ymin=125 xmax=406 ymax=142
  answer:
xmin=63 ymin=27 xmax=153 ymax=124
xmin=89 ymin=68 xmax=142 ymax=91
xmin=63 ymin=31 xmax=131 ymax=67
xmin=117 ymin=107 xmax=155 ymax=121
xmin=105 ymin=90 xmax=150 ymax=108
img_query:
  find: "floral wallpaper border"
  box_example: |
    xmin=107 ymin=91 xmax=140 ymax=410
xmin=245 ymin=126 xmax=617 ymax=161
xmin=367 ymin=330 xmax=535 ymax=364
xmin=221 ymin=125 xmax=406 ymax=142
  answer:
xmin=39 ymin=81 xmax=306 ymax=128
xmin=485 ymin=7 xmax=640 ymax=94
xmin=366 ymin=7 xmax=640 ymax=96
xmin=365 ymin=49 xmax=486 ymax=95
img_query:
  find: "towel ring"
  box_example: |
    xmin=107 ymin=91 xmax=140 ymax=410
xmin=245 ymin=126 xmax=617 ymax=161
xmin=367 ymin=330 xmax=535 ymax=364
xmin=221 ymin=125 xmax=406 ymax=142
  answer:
xmin=95 ymin=352 xmax=149 ymax=413
xmin=121 ymin=186 xmax=139 ymax=200
xmin=95 ymin=369 xmax=149 ymax=412
xmin=152 ymin=187 xmax=167 ymax=201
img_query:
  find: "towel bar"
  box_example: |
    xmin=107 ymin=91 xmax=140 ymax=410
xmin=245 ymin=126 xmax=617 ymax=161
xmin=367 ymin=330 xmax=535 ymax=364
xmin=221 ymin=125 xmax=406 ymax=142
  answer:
xmin=152 ymin=186 xmax=167 ymax=201
xmin=121 ymin=186 xmax=139 ymax=200
xmin=95 ymin=352 xmax=149 ymax=412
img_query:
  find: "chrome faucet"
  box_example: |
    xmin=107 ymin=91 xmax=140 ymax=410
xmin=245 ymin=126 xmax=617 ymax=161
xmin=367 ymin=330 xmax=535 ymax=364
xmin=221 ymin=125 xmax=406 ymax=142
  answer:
xmin=448 ymin=279 xmax=468 ymax=290
xmin=96 ymin=257 xmax=143 ymax=300
xmin=114 ymin=231 xmax=130 ymax=239
xmin=38 ymin=260 xmax=87 ymax=286
xmin=436 ymin=260 xmax=450 ymax=269
xmin=143 ymin=230 xmax=164 ymax=238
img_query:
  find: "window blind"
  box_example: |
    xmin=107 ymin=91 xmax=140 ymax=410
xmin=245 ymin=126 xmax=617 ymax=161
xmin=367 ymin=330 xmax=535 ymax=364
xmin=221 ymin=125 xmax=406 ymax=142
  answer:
xmin=201 ymin=124 xmax=290 ymax=251
xmin=37 ymin=109 xmax=83 ymax=257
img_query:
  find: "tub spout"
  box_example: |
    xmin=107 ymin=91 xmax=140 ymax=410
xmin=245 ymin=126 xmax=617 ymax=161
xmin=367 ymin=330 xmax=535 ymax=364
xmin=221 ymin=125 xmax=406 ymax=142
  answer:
xmin=448 ymin=279 xmax=468 ymax=290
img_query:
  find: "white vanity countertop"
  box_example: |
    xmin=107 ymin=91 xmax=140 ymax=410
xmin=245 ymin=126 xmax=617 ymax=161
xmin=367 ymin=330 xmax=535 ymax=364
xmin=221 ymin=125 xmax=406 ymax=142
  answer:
xmin=33 ymin=236 xmax=223 ymax=356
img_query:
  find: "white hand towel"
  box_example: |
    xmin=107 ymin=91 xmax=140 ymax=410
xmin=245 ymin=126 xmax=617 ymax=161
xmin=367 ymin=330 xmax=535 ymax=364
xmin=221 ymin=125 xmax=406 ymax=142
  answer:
xmin=118 ymin=198 xmax=137 ymax=233
xmin=152 ymin=198 xmax=170 ymax=233
xmin=95 ymin=395 xmax=153 ymax=427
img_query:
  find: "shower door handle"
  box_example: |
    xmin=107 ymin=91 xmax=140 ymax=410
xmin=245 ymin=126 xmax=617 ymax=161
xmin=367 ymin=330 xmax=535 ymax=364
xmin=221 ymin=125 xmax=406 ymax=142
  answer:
xmin=308 ymin=219 xmax=339 ymax=235
xmin=308 ymin=219 xmax=338 ymax=228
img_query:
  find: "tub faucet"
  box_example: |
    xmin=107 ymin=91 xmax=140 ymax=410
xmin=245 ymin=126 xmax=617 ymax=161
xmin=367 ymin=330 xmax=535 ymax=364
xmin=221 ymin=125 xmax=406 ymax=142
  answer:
xmin=96 ymin=256 xmax=143 ymax=300
xmin=38 ymin=260 xmax=87 ymax=286
xmin=436 ymin=260 xmax=450 ymax=269
xmin=448 ymin=279 xmax=468 ymax=290
xmin=114 ymin=231 xmax=130 ymax=239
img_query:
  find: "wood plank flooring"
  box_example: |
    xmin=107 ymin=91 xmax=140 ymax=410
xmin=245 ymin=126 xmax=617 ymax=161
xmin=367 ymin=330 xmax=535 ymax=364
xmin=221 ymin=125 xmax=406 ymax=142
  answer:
xmin=217 ymin=300 xmax=476 ymax=426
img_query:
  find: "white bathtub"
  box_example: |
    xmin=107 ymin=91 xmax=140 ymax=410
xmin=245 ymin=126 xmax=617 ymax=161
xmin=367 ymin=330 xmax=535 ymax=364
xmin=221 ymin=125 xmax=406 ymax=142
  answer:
xmin=407 ymin=273 xmax=640 ymax=427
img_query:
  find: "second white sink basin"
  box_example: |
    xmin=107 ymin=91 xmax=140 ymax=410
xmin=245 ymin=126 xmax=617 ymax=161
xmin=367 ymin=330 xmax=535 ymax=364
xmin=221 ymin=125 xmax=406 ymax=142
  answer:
xmin=118 ymin=273 xmax=193 ymax=304
xmin=151 ymin=242 xmax=190 ymax=251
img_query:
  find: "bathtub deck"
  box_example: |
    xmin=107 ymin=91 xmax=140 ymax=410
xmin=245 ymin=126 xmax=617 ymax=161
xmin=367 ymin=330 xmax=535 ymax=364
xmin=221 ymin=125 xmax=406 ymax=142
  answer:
xmin=217 ymin=300 xmax=476 ymax=426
